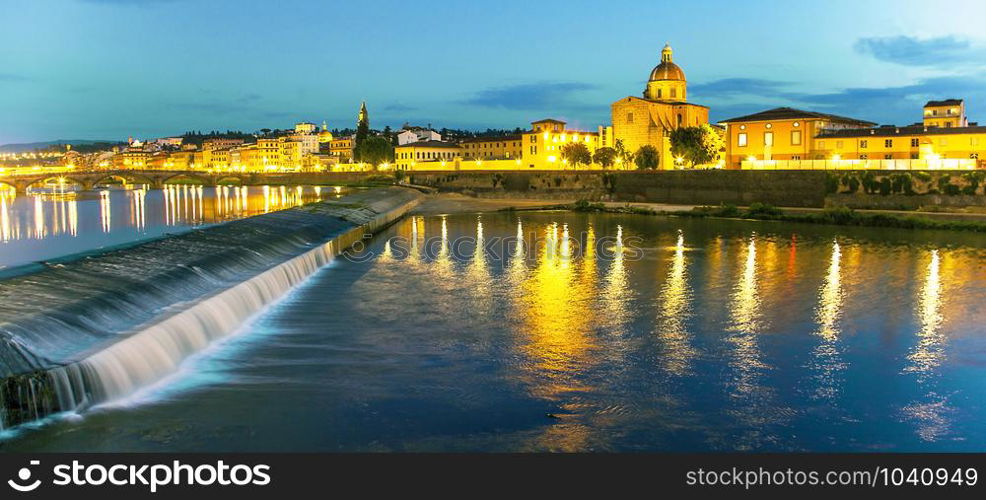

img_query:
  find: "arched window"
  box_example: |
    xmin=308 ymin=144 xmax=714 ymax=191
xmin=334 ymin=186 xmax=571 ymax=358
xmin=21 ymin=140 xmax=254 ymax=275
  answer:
xmin=671 ymin=88 xmax=677 ymax=98
xmin=657 ymin=89 xmax=662 ymax=99
xmin=677 ymin=114 xmax=683 ymax=126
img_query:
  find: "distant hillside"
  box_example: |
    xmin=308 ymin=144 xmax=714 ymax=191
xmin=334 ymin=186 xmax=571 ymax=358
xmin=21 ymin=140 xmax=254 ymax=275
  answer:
xmin=0 ymin=140 xmax=121 ymax=153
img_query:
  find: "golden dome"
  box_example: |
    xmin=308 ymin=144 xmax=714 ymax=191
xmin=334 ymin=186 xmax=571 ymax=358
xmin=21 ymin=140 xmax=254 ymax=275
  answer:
xmin=648 ymin=43 xmax=685 ymax=81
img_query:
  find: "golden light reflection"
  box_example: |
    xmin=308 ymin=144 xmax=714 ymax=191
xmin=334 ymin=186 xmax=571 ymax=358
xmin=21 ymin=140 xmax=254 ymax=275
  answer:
xmin=507 ymin=219 xmax=527 ymax=286
xmin=432 ymin=216 xmax=454 ymax=277
xmin=809 ymin=240 xmax=847 ymax=401
xmin=655 ymin=231 xmax=695 ymax=375
xmin=99 ymin=190 xmax=112 ymax=233
xmin=815 ymin=241 xmax=843 ymax=341
xmin=730 ymin=236 xmax=762 ymax=334
xmin=907 ymin=250 xmax=945 ymax=374
xmin=600 ymin=225 xmax=630 ymax=334
xmin=725 ymin=235 xmax=770 ymax=416
xmin=519 ymin=221 xmax=595 ymax=383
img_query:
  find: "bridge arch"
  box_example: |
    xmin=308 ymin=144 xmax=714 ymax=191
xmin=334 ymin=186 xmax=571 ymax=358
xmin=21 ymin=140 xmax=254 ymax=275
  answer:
xmin=162 ymin=173 xmax=209 ymax=185
xmin=0 ymin=181 xmax=16 ymax=194
xmin=215 ymin=176 xmax=243 ymax=185
xmin=92 ymin=174 xmax=154 ymax=189
xmin=26 ymin=176 xmax=85 ymax=192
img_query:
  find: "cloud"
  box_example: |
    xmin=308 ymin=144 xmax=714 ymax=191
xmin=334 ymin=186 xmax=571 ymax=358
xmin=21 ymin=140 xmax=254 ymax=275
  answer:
xmin=463 ymin=82 xmax=598 ymax=111
xmin=79 ymin=0 xmax=180 ymax=4
xmin=382 ymin=103 xmax=416 ymax=113
xmin=0 ymin=73 xmax=29 ymax=83
xmin=707 ymin=74 xmax=986 ymax=125
xmin=690 ymin=78 xmax=802 ymax=99
xmin=853 ymin=35 xmax=985 ymax=67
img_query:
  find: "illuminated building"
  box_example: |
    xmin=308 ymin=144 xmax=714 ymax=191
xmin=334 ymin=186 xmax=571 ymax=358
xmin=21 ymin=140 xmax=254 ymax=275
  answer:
xmin=721 ymin=107 xmax=874 ymax=168
xmin=611 ymin=43 xmax=710 ymax=169
xmin=520 ymin=119 xmax=601 ymax=168
xmin=924 ymin=99 xmax=967 ymax=128
xmin=458 ymin=134 xmax=523 ymax=160
xmin=394 ymin=140 xmax=461 ymax=170
xmin=725 ymin=101 xmax=986 ymax=170
xmin=329 ymin=136 xmax=355 ymax=162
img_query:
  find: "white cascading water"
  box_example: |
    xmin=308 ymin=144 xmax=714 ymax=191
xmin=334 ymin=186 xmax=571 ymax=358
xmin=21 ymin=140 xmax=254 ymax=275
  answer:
xmin=45 ymin=237 xmax=341 ymax=410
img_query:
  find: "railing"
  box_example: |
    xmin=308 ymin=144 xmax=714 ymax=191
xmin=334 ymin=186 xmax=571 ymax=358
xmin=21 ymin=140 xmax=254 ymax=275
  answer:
xmin=741 ymin=159 xmax=979 ymax=171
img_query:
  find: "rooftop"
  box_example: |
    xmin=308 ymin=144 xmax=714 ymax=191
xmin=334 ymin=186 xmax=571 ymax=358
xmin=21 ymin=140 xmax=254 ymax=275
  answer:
xmin=925 ymin=99 xmax=963 ymax=107
xmin=397 ymin=140 xmax=460 ymax=149
xmin=817 ymin=124 xmax=986 ymax=139
xmin=458 ymin=134 xmax=523 ymax=143
xmin=720 ymin=107 xmax=876 ymax=126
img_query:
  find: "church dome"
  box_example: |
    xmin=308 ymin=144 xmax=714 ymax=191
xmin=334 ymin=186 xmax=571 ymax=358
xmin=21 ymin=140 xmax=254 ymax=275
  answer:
xmin=648 ymin=44 xmax=685 ymax=81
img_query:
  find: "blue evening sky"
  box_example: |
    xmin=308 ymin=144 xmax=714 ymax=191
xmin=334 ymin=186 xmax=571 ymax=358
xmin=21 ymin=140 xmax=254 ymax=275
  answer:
xmin=2 ymin=0 xmax=986 ymax=144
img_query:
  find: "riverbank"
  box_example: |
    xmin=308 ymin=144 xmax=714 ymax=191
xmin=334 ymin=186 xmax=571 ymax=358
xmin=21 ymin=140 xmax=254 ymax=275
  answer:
xmin=413 ymin=192 xmax=986 ymax=233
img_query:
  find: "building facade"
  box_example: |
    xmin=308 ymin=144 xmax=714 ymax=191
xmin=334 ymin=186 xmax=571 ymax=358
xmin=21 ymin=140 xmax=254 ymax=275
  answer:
xmin=394 ymin=140 xmax=461 ymax=170
xmin=611 ymin=44 xmax=709 ymax=169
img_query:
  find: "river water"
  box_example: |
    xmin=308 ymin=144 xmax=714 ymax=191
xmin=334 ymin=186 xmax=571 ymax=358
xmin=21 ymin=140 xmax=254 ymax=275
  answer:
xmin=0 ymin=184 xmax=344 ymax=271
xmin=3 ymin=210 xmax=986 ymax=451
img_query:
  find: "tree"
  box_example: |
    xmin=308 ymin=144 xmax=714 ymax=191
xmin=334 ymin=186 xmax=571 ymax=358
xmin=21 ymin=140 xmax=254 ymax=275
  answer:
xmin=634 ymin=145 xmax=659 ymax=170
xmin=669 ymin=124 xmax=724 ymax=167
xmin=592 ymin=147 xmax=617 ymax=168
xmin=560 ymin=142 xmax=592 ymax=168
xmin=355 ymin=136 xmax=393 ymax=168
xmin=614 ymin=139 xmax=634 ymax=168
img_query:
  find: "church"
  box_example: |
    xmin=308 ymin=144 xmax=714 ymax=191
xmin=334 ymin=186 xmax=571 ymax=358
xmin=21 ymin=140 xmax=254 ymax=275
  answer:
xmin=611 ymin=44 xmax=709 ymax=169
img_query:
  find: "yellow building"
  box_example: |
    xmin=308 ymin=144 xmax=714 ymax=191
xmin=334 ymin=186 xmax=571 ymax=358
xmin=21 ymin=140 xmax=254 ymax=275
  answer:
xmin=329 ymin=137 xmax=355 ymax=162
xmin=721 ymin=107 xmax=874 ymax=168
xmin=611 ymin=43 xmax=709 ymax=169
xmin=458 ymin=135 xmax=523 ymax=160
xmin=924 ymin=99 xmax=967 ymax=128
xmin=521 ymin=119 xmax=599 ymax=168
xmin=816 ymin=125 xmax=986 ymax=167
xmin=725 ymin=101 xmax=986 ymax=170
xmin=257 ymin=138 xmax=280 ymax=168
xmin=394 ymin=140 xmax=461 ymax=170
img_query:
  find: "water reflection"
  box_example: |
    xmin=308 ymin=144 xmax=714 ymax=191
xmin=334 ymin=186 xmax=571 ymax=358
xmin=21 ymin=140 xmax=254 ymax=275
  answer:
xmin=0 ymin=185 xmax=340 ymax=269
xmin=902 ymin=249 xmax=952 ymax=442
xmin=809 ymin=240 xmax=847 ymax=400
xmin=655 ymin=231 xmax=695 ymax=375
xmin=600 ymin=225 xmax=631 ymax=335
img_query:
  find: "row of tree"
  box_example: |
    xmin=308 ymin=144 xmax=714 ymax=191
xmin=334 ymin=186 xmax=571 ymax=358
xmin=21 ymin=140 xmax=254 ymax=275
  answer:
xmin=558 ymin=124 xmax=723 ymax=169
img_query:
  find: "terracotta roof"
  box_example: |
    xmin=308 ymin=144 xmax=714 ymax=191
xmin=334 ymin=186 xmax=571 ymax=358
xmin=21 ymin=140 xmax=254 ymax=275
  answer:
xmin=816 ymin=125 xmax=986 ymax=138
xmin=396 ymin=140 xmax=460 ymax=149
xmin=720 ymin=107 xmax=875 ymax=126
xmin=925 ymin=99 xmax=963 ymax=107
xmin=457 ymin=135 xmax=523 ymax=143
xmin=532 ymin=118 xmax=566 ymax=124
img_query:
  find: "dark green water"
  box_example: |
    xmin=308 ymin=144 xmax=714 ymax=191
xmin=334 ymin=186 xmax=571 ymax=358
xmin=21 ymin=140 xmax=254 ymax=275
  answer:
xmin=4 ymin=211 xmax=986 ymax=451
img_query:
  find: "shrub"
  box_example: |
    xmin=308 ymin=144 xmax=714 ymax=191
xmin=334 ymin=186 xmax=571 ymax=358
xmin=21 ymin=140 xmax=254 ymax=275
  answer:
xmin=745 ymin=202 xmax=782 ymax=217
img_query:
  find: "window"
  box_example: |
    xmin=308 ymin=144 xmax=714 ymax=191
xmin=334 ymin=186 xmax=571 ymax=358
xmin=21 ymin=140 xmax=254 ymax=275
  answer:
xmin=671 ymin=88 xmax=677 ymax=98
xmin=791 ymin=130 xmax=802 ymax=145
xmin=677 ymin=114 xmax=683 ymax=126
xmin=972 ymin=153 xmax=980 ymax=160
xmin=737 ymin=133 xmax=748 ymax=147
xmin=884 ymin=139 xmax=892 ymax=148
xmin=884 ymin=154 xmax=893 ymax=159
xmin=627 ymin=113 xmax=633 ymax=124
xmin=911 ymin=152 xmax=919 ymax=159
xmin=946 ymin=122 xmax=953 ymax=128
xmin=657 ymin=89 xmax=662 ymax=99
xmin=791 ymin=155 xmax=801 ymax=160
xmin=764 ymin=132 xmax=774 ymax=146
xmin=911 ymin=138 xmax=919 ymax=147
xmin=860 ymin=140 xmax=868 ymax=148
xmin=859 ymin=154 xmax=868 ymax=160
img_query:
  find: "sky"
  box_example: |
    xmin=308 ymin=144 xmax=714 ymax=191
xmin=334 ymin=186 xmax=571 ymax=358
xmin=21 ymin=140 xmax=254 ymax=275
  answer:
xmin=2 ymin=0 xmax=986 ymax=144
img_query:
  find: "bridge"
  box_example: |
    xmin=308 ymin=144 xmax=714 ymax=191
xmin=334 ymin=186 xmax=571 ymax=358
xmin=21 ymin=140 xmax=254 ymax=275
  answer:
xmin=0 ymin=169 xmax=383 ymax=194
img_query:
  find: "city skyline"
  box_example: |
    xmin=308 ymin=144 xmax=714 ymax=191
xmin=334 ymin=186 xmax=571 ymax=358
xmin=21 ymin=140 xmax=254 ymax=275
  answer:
xmin=3 ymin=0 xmax=986 ymax=144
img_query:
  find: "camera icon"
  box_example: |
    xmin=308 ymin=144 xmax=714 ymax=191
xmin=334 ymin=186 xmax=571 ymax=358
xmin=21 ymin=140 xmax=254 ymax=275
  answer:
xmin=8 ymin=460 xmax=41 ymax=492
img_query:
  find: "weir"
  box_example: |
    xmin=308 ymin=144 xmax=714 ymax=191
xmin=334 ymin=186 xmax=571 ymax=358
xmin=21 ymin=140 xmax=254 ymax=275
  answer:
xmin=0 ymin=187 xmax=422 ymax=429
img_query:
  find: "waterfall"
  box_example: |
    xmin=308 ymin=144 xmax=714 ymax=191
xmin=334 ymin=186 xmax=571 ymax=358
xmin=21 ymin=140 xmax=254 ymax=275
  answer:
xmin=0 ymin=187 xmax=421 ymax=430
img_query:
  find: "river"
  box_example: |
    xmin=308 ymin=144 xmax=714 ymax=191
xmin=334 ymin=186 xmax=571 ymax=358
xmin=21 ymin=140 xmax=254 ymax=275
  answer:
xmin=3 ymin=210 xmax=985 ymax=451
xmin=0 ymin=184 xmax=345 ymax=271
